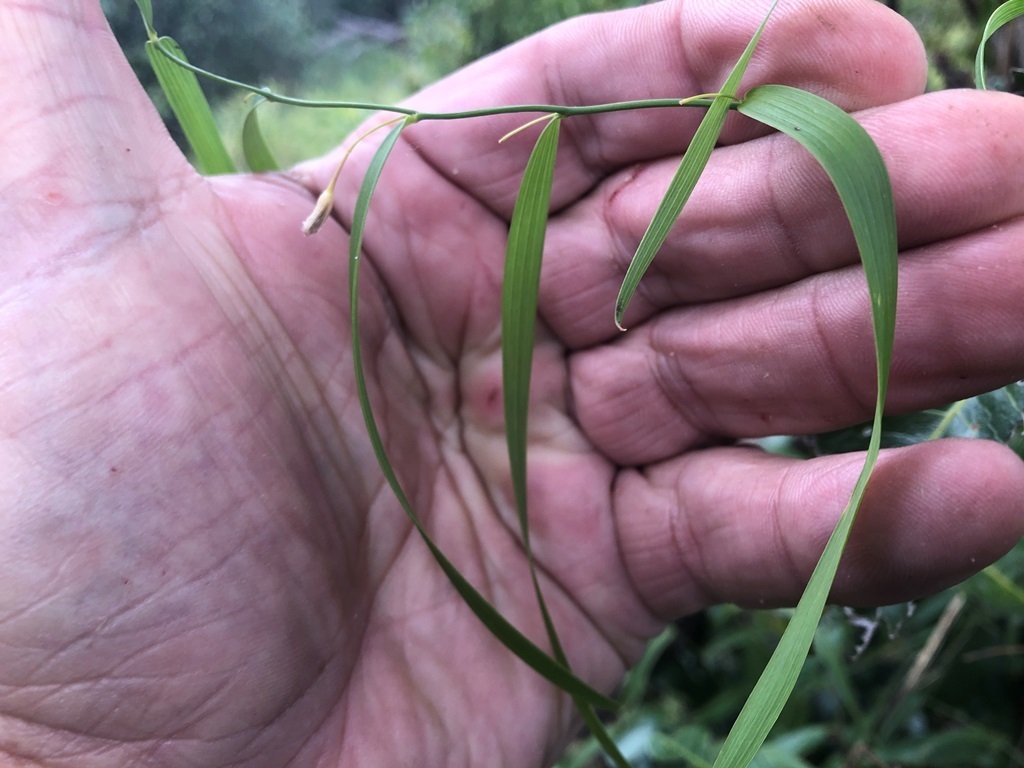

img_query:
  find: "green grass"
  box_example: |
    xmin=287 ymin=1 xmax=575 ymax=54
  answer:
xmin=213 ymin=46 xmax=424 ymax=169
xmin=558 ymin=536 xmax=1024 ymax=767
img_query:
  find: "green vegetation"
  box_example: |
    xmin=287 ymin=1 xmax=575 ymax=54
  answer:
xmin=107 ymin=0 xmax=1024 ymax=165
xmin=110 ymin=1 xmax=1024 ymax=765
xmin=104 ymin=0 xmax=646 ymax=166
xmin=558 ymin=385 xmax=1024 ymax=766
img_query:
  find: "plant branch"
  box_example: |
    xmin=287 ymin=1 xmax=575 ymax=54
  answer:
xmin=149 ymin=36 xmax=724 ymax=120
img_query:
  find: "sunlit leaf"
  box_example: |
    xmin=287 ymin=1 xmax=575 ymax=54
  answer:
xmin=348 ymin=119 xmax=618 ymax=713
xmin=613 ymin=0 xmax=779 ymax=329
xmin=710 ymin=84 xmax=898 ymax=767
xmin=974 ymin=0 xmax=1024 ymax=88
xmin=242 ymin=97 xmax=281 ymax=172
xmin=146 ymin=37 xmax=235 ymax=175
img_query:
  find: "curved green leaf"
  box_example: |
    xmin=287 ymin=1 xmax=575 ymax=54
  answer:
xmin=975 ymin=0 xmax=1024 ymax=89
xmin=710 ymin=84 xmax=898 ymax=768
xmin=242 ymin=97 xmax=280 ymax=172
xmin=614 ymin=0 xmax=779 ymax=329
xmin=349 ymin=119 xmax=618 ymax=713
xmin=503 ymin=117 xmax=630 ymax=768
xmin=503 ymin=116 xmax=560 ymax=522
xmin=146 ymin=37 xmax=235 ymax=175
xmin=133 ymin=0 xmax=155 ymax=36
xmin=738 ymin=85 xmax=896 ymax=389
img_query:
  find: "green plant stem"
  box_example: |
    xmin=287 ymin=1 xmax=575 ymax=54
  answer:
xmin=148 ymin=36 xmax=721 ymax=119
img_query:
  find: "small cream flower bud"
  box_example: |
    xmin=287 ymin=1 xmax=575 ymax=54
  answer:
xmin=302 ymin=188 xmax=335 ymax=236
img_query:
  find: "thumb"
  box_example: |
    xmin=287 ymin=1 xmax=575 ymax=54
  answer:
xmin=0 ymin=0 xmax=191 ymax=270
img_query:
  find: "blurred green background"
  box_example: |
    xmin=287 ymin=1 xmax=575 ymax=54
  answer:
xmin=104 ymin=1 xmax=1024 ymax=765
xmin=103 ymin=0 xmax=1023 ymax=167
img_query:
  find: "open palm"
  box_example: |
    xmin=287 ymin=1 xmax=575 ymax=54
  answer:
xmin=2 ymin=1 xmax=1023 ymax=766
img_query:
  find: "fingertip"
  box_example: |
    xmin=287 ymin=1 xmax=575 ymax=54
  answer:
xmin=615 ymin=439 xmax=1024 ymax=620
xmin=836 ymin=439 xmax=1024 ymax=604
xmin=682 ymin=0 xmax=927 ymax=121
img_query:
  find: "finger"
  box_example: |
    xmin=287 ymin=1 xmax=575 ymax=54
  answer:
xmin=542 ymin=89 xmax=1024 ymax=347
xmin=0 ymin=0 xmax=190 ymax=273
xmin=615 ymin=439 xmax=1024 ymax=618
xmin=301 ymin=0 xmax=925 ymax=215
xmin=570 ymin=212 xmax=1024 ymax=466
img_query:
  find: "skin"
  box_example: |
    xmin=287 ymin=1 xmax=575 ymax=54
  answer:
xmin=1 ymin=0 xmax=1023 ymax=765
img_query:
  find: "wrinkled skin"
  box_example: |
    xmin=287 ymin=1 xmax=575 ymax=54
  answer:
xmin=2 ymin=1 xmax=1023 ymax=766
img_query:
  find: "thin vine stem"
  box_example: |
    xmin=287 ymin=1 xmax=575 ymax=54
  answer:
xmin=149 ymin=36 xmax=724 ymax=119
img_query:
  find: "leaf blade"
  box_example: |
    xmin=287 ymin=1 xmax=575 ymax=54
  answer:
xmin=349 ymin=119 xmax=618 ymax=713
xmin=709 ymin=84 xmax=899 ymax=768
xmin=974 ymin=0 xmax=1024 ymax=89
xmin=242 ymin=97 xmax=281 ymax=173
xmin=502 ymin=116 xmax=631 ymax=766
xmin=133 ymin=0 xmax=155 ymax=36
xmin=613 ymin=0 xmax=779 ymax=329
xmin=738 ymin=85 xmax=897 ymax=380
xmin=146 ymin=37 xmax=235 ymax=175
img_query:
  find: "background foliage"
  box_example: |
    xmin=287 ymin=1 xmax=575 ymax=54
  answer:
xmin=104 ymin=0 xmax=1023 ymax=163
xmin=105 ymin=1 xmax=1024 ymax=765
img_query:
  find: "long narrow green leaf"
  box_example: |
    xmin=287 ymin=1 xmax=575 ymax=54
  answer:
xmin=242 ymin=97 xmax=281 ymax=173
xmin=613 ymin=0 xmax=779 ymax=329
xmin=349 ymin=119 xmax=618 ymax=713
xmin=711 ymin=452 xmax=885 ymax=768
xmin=133 ymin=0 xmax=155 ymax=36
xmin=974 ymin=0 xmax=1024 ymax=88
xmin=503 ymin=116 xmax=631 ymax=767
xmin=146 ymin=37 xmax=235 ymax=175
xmin=738 ymin=85 xmax=897 ymax=385
xmin=502 ymin=116 xmax=568 ymax=663
xmin=710 ymin=85 xmax=898 ymax=767
xmin=503 ymin=115 xmax=560 ymax=522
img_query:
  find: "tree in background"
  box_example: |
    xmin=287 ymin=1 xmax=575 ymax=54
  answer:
xmin=102 ymin=0 xmax=644 ymax=89
xmin=101 ymin=0 xmax=313 ymax=98
xmin=458 ymin=0 xmax=644 ymax=58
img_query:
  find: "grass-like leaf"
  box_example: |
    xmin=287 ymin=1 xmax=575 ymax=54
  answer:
xmin=242 ymin=97 xmax=281 ymax=172
xmin=133 ymin=0 xmax=154 ymax=35
xmin=502 ymin=115 xmax=631 ymax=766
xmin=739 ymin=86 xmax=897 ymax=359
xmin=975 ymin=0 xmax=1024 ymax=88
xmin=349 ymin=119 xmax=618 ymax=713
xmin=708 ymin=85 xmax=898 ymax=767
xmin=982 ymin=564 xmax=1024 ymax=606
xmin=503 ymin=115 xmax=560 ymax=528
xmin=146 ymin=36 xmax=235 ymax=175
xmin=613 ymin=0 xmax=779 ymax=329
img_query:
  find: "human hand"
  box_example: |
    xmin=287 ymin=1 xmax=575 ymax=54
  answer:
xmin=2 ymin=1 xmax=1023 ymax=766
